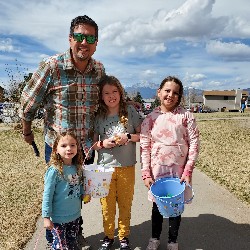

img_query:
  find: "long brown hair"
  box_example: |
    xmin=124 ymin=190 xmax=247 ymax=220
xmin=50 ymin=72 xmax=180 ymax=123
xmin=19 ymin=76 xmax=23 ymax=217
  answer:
xmin=97 ymin=75 xmax=128 ymax=127
xmin=159 ymin=76 xmax=184 ymax=107
xmin=49 ymin=131 xmax=83 ymax=178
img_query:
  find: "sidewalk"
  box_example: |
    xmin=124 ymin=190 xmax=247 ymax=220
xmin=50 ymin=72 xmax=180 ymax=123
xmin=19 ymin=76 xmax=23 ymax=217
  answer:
xmin=25 ymin=144 xmax=250 ymax=250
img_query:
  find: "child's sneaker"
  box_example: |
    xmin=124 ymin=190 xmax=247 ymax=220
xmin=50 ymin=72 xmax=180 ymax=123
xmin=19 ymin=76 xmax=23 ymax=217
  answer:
xmin=120 ymin=237 xmax=131 ymax=250
xmin=167 ymin=242 xmax=179 ymax=250
xmin=98 ymin=236 xmax=114 ymax=250
xmin=146 ymin=238 xmax=160 ymax=250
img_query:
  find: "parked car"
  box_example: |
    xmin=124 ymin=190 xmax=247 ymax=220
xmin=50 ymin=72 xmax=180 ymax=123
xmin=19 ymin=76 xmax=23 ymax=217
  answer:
xmin=0 ymin=102 xmax=20 ymax=123
xmin=144 ymin=109 xmax=153 ymax=115
xmin=202 ymin=108 xmax=218 ymax=113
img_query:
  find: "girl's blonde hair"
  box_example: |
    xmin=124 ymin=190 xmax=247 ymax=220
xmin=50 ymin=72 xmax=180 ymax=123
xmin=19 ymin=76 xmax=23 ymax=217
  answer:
xmin=49 ymin=131 xmax=83 ymax=178
xmin=97 ymin=75 xmax=128 ymax=127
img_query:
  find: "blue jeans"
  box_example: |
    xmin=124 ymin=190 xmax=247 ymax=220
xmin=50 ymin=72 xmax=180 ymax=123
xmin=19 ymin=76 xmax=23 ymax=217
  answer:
xmin=45 ymin=143 xmax=52 ymax=164
xmin=44 ymin=143 xmax=95 ymax=243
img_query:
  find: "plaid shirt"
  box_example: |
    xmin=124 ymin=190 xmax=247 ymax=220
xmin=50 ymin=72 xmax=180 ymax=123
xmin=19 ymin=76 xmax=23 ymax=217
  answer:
xmin=20 ymin=49 xmax=105 ymax=155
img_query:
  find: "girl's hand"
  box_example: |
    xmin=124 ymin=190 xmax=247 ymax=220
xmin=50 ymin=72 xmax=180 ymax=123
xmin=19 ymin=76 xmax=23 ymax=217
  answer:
xmin=115 ymin=133 xmax=129 ymax=146
xmin=82 ymin=194 xmax=91 ymax=204
xmin=180 ymin=175 xmax=192 ymax=185
xmin=44 ymin=217 xmax=54 ymax=230
xmin=103 ymin=138 xmax=116 ymax=148
xmin=144 ymin=178 xmax=154 ymax=190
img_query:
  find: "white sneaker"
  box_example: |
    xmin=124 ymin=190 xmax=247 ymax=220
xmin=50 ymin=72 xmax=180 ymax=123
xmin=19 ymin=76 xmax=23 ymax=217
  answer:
xmin=167 ymin=242 xmax=179 ymax=250
xmin=146 ymin=238 xmax=160 ymax=250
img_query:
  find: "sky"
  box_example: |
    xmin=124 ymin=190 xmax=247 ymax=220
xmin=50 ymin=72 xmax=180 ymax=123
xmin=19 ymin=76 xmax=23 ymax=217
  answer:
xmin=0 ymin=0 xmax=250 ymax=92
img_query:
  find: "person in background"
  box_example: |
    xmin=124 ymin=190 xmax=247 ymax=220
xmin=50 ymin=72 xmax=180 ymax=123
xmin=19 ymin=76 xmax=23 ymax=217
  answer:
xmin=92 ymin=75 xmax=143 ymax=250
xmin=140 ymin=76 xmax=200 ymax=250
xmin=42 ymin=131 xmax=90 ymax=249
xmin=240 ymin=97 xmax=247 ymax=113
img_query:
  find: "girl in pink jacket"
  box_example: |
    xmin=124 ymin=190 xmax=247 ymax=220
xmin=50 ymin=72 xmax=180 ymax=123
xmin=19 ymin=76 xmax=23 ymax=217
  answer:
xmin=140 ymin=76 xmax=200 ymax=250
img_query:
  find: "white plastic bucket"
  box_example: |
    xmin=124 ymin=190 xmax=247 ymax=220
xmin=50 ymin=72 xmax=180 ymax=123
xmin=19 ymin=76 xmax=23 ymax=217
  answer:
xmin=83 ymin=164 xmax=114 ymax=198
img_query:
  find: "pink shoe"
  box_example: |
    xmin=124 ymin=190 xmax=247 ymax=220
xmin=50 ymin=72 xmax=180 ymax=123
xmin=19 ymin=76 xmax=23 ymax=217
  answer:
xmin=146 ymin=238 xmax=160 ymax=250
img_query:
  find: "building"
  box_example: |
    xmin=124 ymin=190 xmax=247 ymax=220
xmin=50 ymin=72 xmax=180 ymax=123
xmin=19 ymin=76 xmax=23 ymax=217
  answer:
xmin=203 ymin=89 xmax=249 ymax=111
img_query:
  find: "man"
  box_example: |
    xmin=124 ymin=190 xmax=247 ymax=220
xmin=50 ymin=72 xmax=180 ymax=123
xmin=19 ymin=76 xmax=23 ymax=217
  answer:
xmin=240 ymin=97 xmax=247 ymax=113
xmin=20 ymin=15 xmax=104 ymax=248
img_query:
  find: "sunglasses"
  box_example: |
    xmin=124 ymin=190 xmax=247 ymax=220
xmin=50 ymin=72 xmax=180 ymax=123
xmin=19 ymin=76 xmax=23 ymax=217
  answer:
xmin=72 ymin=33 xmax=97 ymax=44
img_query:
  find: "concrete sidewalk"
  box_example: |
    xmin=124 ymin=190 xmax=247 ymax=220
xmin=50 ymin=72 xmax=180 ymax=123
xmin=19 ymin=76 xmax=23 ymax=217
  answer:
xmin=25 ymin=144 xmax=250 ymax=250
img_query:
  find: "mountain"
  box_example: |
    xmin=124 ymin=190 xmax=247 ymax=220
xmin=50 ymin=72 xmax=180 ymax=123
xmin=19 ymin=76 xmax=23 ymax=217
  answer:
xmin=125 ymin=86 xmax=158 ymax=99
xmin=125 ymin=83 xmax=203 ymax=99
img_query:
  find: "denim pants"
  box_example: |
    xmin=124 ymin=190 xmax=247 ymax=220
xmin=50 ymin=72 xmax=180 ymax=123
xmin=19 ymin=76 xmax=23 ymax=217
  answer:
xmin=44 ymin=143 xmax=95 ymax=243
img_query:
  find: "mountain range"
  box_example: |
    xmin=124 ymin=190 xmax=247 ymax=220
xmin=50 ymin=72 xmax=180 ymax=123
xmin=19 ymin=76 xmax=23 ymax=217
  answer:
xmin=125 ymin=83 xmax=203 ymax=99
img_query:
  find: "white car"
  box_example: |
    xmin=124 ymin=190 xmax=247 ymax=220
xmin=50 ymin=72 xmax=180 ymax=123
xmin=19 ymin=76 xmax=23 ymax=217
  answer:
xmin=0 ymin=103 xmax=21 ymax=123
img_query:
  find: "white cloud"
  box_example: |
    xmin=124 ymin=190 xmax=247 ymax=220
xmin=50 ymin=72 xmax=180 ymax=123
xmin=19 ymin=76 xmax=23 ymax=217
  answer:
xmin=206 ymin=40 xmax=250 ymax=61
xmin=142 ymin=70 xmax=157 ymax=77
xmin=191 ymin=74 xmax=207 ymax=81
xmin=0 ymin=38 xmax=20 ymax=52
xmin=0 ymin=0 xmax=250 ymax=91
xmin=191 ymin=81 xmax=203 ymax=88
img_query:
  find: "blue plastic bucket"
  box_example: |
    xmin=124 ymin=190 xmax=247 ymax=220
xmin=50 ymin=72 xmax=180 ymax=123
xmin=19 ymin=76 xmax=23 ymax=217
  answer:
xmin=150 ymin=177 xmax=194 ymax=218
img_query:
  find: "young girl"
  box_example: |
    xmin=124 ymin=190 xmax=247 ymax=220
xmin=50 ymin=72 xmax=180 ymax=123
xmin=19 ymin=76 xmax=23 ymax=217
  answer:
xmin=93 ymin=75 xmax=143 ymax=250
xmin=140 ymin=76 xmax=200 ymax=250
xmin=42 ymin=131 xmax=89 ymax=250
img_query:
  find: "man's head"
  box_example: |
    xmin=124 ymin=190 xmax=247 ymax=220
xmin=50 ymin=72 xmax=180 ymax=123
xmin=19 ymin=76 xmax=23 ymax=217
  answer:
xmin=69 ymin=15 xmax=98 ymax=63
xmin=70 ymin=15 xmax=98 ymax=39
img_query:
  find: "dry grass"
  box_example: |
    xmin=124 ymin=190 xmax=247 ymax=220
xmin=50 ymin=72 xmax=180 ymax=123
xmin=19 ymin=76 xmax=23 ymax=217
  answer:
xmin=194 ymin=111 xmax=250 ymax=205
xmin=0 ymin=127 xmax=46 ymax=250
xmin=0 ymin=112 xmax=250 ymax=249
xmin=194 ymin=115 xmax=250 ymax=205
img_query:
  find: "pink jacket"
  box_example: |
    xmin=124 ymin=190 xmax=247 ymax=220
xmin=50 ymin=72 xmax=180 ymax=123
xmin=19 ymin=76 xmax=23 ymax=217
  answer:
xmin=140 ymin=106 xmax=200 ymax=181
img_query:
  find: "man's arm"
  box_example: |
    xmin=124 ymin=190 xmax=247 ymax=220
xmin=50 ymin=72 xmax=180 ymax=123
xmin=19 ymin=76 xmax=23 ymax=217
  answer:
xmin=22 ymin=119 xmax=34 ymax=144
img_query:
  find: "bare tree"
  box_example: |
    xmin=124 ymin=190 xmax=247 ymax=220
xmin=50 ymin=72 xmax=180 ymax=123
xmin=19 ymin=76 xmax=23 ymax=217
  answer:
xmin=1 ymin=59 xmax=30 ymax=124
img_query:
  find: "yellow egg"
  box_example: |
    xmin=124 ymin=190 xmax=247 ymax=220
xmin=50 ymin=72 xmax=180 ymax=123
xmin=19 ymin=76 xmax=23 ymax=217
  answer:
xmin=83 ymin=194 xmax=91 ymax=203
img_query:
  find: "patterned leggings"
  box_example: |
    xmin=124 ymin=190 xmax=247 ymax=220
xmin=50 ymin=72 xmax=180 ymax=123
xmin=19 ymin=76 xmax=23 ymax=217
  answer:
xmin=50 ymin=217 xmax=80 ymax=250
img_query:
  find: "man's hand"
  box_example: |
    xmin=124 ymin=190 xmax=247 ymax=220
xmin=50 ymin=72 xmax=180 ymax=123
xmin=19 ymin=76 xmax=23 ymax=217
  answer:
xmin=22 ymin=131 xmax=34 ymax=144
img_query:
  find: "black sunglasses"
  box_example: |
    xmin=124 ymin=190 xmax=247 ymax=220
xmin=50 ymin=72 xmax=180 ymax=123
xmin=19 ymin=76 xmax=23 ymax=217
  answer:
xmin=72 ymin=33 xmax=97 ymax=44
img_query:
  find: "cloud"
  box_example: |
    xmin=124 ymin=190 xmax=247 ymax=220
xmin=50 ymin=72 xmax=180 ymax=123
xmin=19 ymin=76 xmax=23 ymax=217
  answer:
xmin=0 ymin=38 xmax=20 ymax=52
xmin=142 ymin=69 xmax=157 ymax=77
xmin=0 ymin=0 xmax=250 ymax=91
xmin=191 ymin=81 xmax=203 ymax=88
xmin=100 ymin=0 xmax=229 ymax=57
xmin=206 ymin=40 xmax=250 ymax=61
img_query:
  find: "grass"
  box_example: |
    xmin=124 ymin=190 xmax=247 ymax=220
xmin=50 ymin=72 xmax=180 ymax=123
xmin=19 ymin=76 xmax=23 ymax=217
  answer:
xmin=194 ymin=114 xmax=250 ymax=204
xmin=0 ymin=127 xmax=45 ymax=250
xmin=0 ymin=111 xmax=250 ymax=249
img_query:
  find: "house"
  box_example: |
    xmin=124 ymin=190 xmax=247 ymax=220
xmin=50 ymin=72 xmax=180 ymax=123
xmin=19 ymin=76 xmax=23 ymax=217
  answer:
xmin=203 ymin=89 xmax=249 ymax=111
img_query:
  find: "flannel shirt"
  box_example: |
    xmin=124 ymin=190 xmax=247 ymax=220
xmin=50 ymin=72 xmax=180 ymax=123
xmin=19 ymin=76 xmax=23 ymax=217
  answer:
xmin=20 ymin=49 xmax=105 ymax=155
